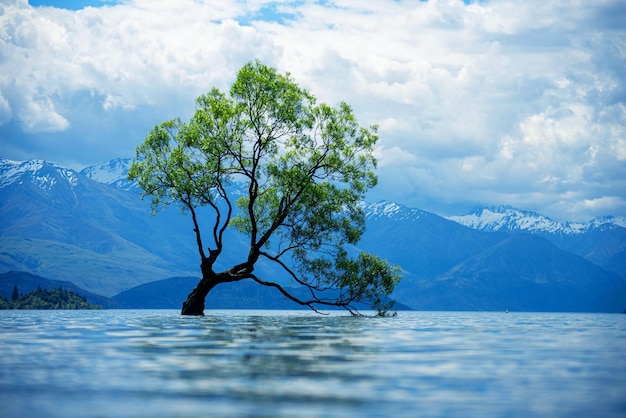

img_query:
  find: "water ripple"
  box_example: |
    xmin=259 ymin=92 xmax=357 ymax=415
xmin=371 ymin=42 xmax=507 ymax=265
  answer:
xmin=1 ymin=310 xmax=624 ymax=417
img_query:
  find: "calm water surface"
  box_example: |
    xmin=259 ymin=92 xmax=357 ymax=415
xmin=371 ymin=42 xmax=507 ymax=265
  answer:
xmin=0 ymin=310 xmax=624 ymax=417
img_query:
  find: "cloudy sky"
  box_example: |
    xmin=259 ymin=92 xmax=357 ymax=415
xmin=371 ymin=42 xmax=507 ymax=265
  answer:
xmin=1 ymin=0 xmax=625 ymax=221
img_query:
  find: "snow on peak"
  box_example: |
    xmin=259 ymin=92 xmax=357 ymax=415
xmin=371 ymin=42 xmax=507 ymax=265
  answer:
xmin=0 ymin=157 xmax=79 ymax=191
xmin=587 ymin=215 xmax=626 ymax=230
xmin=447 ymin=206 xmax=561 ymax=233
xmin=361 ymin=200 xmax=424 ymax=221
xmin=445 ymin=206 xmax=624 ymax=235
xmin=80 ymin=158 xmax=135 ymax=189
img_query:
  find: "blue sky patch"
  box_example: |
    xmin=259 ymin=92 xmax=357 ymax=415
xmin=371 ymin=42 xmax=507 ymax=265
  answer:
xmin=29 ymin=0 xmax=120 ymax=10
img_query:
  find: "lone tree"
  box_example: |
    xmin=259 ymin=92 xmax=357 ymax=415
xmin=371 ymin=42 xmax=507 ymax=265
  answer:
xmin=129 ymin=61 xmax=401 ymax=316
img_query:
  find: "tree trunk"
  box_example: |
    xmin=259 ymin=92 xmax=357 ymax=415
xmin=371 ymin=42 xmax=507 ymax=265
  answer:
xmin=181 ymin=265 xmax=219 ymax=315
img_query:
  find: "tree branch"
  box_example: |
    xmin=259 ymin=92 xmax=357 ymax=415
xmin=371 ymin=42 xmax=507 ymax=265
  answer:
xmin=185 ymin=195 xmax=206 ymax=261
xmin=248 ymin=274 xmax=326 ymax=314
xmin=214 ymin=178 xmax=232 ymax=253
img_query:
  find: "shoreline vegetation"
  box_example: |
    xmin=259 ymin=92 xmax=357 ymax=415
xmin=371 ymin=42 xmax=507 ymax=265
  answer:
xmin=0 ymin=286 xmax=102 ymax=310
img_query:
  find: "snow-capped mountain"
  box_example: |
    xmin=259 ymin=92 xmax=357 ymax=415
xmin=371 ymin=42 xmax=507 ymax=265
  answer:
xmin=0 ymin=157 xmax=199 ymax=295
xmin=80 ymin=158 xmax=135 ymax=190
xmin=2 ymin=157 xmax=626 ymax=312
xmin=587 ymin=215 xmax=626 ymax=230
xmin=361 ymin=200 xmax=429 ymax=221
xmin=447 ymin=206 xmax=625 ymax=235
xmin=0 ymin=158 xmax=80 ymax=192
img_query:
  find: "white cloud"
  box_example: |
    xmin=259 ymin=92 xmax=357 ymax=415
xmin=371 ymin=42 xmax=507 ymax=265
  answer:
xmin=376 ymin=146 xmax=418 ymax=168
xmin=21 ymin=96 xmax=70 ymax=132
xmin=0 ymin=0 xmax=624 ymax=221
xmin=0 ymin=0 xmax=279 ymax=129
xmin=102 ymin=94 xmax=132 ymax=111
xmin=0 ymin=92 xmax=12 ymax=125
xmin=611 ymin=138 xmax=626 ymax=161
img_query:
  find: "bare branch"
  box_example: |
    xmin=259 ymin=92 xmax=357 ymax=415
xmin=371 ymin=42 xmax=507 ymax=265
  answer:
xmin=184 ymin=195 xmax=206 ymax=261
xmin=214 ymin=179 xmax=232 ymax=252
xmin=248 ymin=274 xmax=330 ymax=315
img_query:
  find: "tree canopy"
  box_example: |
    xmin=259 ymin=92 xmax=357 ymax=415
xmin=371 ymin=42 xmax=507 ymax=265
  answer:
xmin=129 ymin=60 xmax=402 ymax=315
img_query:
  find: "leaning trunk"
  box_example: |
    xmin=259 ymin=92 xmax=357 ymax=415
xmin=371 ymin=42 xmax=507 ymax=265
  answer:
xmin=181 ymin=266 xmax=219 ymax=315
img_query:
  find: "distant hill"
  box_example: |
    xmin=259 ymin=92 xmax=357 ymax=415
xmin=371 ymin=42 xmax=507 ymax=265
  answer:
xmin=111 ymin=276 xmax=410 ymax=311
xmin=394 ymin=234 xmax=626 ymax=312
xmin=112 ymin=276 xmax=310 ymax=310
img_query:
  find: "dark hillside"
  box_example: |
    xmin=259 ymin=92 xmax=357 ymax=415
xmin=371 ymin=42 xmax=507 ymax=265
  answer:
xmin=395 ymin=234 xmax=626 ymax=312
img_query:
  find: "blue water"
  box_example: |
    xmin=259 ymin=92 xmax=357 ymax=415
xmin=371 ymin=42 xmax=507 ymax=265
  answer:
xmin=0 ymin=310 xmax=624 ymax=417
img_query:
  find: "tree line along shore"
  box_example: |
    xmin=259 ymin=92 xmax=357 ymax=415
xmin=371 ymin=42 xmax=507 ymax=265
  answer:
xmin=0 ymin=285 xmax=102 ymax=310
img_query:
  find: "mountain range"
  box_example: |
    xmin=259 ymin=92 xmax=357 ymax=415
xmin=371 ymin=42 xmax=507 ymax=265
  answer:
xmin=1 ymin=156 xmax=625 ymax=312
xmin=447 ymin=206 xmax=626 ymax=277
xmin=447 ymin=205 xmax=626 ymax=234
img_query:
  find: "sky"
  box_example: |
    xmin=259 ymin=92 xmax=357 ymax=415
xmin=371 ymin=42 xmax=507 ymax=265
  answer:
xmin=0 ymin=0 xmax=625 ymax=221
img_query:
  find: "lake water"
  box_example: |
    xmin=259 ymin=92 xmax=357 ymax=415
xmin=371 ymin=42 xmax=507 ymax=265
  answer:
xmin=0 ymin=310 xmax=624 ymax=418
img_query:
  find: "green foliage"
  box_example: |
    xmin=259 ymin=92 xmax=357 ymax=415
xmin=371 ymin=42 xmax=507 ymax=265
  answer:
xmin=0 ymin=295 xmax=10 ymax=309
xmin=129 ymin=60 xmax=402 ymax=315
xmin=0 ymin=286 xmax=102 ymax=310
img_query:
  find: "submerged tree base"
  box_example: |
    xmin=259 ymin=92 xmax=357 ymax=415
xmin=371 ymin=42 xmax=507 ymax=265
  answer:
xmin=181 ymin=272 xmax=219 ymax=315
xmin=181 ymin=299 xmax=205 ymax=315
xmin=181 ymin=303 xmax=204 ymax=316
